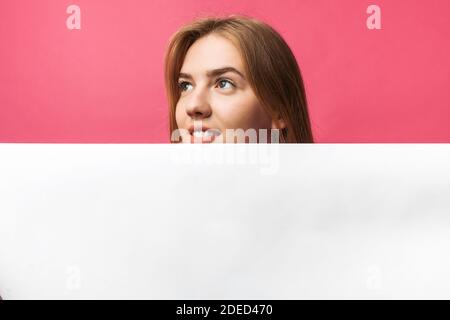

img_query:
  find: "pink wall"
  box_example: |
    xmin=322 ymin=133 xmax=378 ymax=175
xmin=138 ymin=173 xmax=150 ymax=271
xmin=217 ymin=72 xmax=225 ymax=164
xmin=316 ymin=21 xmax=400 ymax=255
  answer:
xmin=0 ymin=0 xmax=449 ymax=143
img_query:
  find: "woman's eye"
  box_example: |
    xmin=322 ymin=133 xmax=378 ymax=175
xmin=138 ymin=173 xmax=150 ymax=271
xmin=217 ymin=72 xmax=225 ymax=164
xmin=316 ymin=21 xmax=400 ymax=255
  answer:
xmin=216 ymin=79 xmax=235 ymax=90
xmin=178 ymin=81 xmax=193 ymax=92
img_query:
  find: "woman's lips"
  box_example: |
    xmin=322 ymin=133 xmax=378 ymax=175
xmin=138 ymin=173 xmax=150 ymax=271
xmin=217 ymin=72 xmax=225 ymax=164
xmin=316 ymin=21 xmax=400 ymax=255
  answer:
xmin=190 ymin=134 xmax=215 ymax=143
xmin=188 ymin=126 xmax=222 ymax=143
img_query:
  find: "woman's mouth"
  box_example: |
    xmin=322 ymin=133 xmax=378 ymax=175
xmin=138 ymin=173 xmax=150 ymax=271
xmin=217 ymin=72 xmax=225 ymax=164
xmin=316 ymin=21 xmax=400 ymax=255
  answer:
xmin=188 ymin=126 xmax=222 ymax=143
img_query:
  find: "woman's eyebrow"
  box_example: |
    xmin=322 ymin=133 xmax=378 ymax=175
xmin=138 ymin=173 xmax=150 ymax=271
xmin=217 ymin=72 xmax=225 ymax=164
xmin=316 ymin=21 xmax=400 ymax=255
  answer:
xmin=207 ymin=67 xmax=245 ymax=79
xmin=178 ymin=67 xmax=245 ymax=80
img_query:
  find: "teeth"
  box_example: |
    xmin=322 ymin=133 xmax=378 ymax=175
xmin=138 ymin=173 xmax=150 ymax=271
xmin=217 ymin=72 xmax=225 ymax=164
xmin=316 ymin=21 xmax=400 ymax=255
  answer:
xmin=192 ymin=130 xmax=221 ymax=138
xmin=193 ymin=131 xmax=205 ymax=137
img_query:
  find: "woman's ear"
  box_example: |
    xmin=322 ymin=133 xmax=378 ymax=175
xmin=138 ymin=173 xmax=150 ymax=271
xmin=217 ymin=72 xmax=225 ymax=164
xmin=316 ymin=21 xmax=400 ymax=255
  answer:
xmin=271 ymin=117 xmax=286 ymax=130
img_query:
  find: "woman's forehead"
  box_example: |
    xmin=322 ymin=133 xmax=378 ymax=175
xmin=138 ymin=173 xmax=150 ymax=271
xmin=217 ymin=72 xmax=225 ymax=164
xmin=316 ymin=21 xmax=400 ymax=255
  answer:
xmin=180 ymin=34 xmax=245 ymax=77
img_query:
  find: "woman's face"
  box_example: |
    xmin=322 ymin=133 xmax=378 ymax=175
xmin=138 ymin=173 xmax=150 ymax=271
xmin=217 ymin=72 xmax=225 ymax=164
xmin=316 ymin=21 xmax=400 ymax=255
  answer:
xmin=175 ymin=34 xmax=283 ymax=143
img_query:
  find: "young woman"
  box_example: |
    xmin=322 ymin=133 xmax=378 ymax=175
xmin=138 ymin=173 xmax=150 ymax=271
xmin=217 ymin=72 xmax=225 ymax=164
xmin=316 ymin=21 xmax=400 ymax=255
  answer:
xmin=165 ymin=15 xmax=313 ymax=143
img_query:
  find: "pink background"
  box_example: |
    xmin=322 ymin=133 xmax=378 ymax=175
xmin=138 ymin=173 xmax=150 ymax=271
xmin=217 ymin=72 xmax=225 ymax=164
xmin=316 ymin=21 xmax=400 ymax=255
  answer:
xmin=0 ymin=0 xmax=449 ymax=143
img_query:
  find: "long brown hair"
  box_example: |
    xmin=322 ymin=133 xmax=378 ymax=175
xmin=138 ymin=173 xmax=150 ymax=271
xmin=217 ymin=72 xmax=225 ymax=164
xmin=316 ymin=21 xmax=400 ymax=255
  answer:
xmin=164 ymin=15 xmax=313 ymax=143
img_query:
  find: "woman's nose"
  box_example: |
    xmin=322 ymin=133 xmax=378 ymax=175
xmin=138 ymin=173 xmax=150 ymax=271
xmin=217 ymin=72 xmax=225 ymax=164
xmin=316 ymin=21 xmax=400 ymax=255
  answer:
xmin=185 ymin=88 xmax=212 ymax=120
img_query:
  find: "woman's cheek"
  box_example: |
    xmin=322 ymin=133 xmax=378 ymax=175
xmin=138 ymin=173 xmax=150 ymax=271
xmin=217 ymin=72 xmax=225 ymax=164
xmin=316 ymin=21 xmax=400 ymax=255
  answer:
xmin=213 ymin=96 xmax=249 ymax=128
xmin=214 ymin=106 xmax=244 ymax=130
